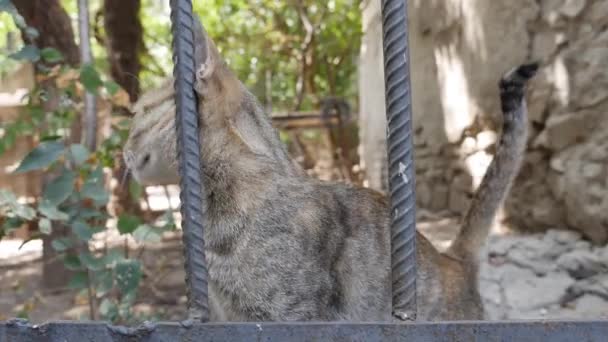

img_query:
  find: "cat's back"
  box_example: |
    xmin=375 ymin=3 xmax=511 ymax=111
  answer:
xmin=210 ymin=178 xmax=393 ymax=321
xmin=309 ymin=181 xmax=393 ymax=320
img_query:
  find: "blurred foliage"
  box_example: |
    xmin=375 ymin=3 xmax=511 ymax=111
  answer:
xmin=0 ymin=0 xmax=362 ymax=323
xmin=0 ymin=1 xmax=176 ymax=323
xmin=192 ymin=0 xmax=363 ymax=110
xmin=2 ymin=1 xmax=362 ymax=109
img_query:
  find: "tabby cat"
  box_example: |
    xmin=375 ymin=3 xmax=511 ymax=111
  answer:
xmin=123 ymin=16 xmax=538 ymax=321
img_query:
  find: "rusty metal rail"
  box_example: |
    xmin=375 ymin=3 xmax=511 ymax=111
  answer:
xmin=2 ymin=319 xmax=608 ymax=342
xmin=3 ymin=1 xmax=608 ymax=342
xmin=271 ymin=112 xmax=343 ymax=130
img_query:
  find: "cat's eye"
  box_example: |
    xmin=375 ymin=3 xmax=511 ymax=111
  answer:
xmin=139 ymin=153 xmax=151 ymax=169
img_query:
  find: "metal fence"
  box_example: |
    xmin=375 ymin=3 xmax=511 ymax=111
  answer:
xmin=2 ymin=0 xmax=608 ymax=341
xmin=3 ymin=319 xmax=608 ymax=342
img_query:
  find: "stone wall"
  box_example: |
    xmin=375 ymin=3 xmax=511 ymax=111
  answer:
xmin=358 ymin=0 xmax=608 ymax=243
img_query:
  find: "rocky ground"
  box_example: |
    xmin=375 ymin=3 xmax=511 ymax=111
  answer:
xmin=480 ymin=229 xmax=608 ymax=319
xmin=1 ymin=215 xmax=607 ymax=323
xmin=418 ymin=214 xmax=608 ymax=320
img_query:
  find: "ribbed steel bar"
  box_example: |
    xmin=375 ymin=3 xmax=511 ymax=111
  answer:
xmin=380 ymin=0 xmax=417 ymax=320
xmin=169 ymin=0 xmax=209 ymax=322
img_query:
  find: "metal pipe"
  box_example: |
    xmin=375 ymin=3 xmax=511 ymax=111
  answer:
xmin=4 ymin=319 xmax=608 ymax=341
xmin=380 ymin=0 xmax=417 ymax=320
xmin=78 ymin=0 xmax=97 ymax=151
xmin=169 ymin=0 xmax=209 ymax=322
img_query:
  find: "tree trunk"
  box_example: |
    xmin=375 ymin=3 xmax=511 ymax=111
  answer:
xmin=14 ymin=0 xmax=81 ymax=290
xmin=103 ymin=0 xmax=145 ymax=219
xmin=103 ymin=0 xmax=142 ymax=102
xmin=13 ymin=1 xmax=80 ymax=66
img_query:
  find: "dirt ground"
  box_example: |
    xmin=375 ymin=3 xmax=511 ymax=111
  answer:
xmin=2 ymin=208 xmax=607 ymax=323
xmin=0 ymin=233 xmax=188 ymax=323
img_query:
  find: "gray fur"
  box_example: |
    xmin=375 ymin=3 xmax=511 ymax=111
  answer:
xmin=124 ymin=16 xmax=538 ymax=322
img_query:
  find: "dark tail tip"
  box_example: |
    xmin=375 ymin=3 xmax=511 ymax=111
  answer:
xmin=499 ymin=62 xmax=540 ymax=115
xmin=516 ymin=62 xmax=540 ymax=80
xmin=501 ymin=62 xmax=540 ymax=87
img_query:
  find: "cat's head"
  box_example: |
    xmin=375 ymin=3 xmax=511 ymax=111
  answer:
xmin=123 ymin=77 xmax=178 ymax=185
xmin=124 ymin=16 xmax=296 ymax=186
xmin=123 ymin=16 xmax=232 ymax=185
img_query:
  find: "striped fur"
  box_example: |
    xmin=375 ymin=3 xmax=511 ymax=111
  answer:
xmin=124 ymin=16 xmax=538 ymax=322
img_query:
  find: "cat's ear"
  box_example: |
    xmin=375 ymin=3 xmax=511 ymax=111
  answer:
xmin=192 ymin=16 xmax=217 ymax=84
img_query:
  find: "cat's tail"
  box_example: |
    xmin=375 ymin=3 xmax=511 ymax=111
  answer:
xmin=447 ymin=62 xmax=539 ymax=263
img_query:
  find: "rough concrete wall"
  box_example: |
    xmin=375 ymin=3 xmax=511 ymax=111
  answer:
xmin=358 ymin=0 xmax=388 ymax=192
xmin=359 ymin=0 xmax=608 ymax=243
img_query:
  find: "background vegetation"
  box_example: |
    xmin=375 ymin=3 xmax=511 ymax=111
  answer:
xmin=0 ymin=0 xmax=362 ymax=323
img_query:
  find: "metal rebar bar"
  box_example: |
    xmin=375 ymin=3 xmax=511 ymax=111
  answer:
xmin=169 ymin=0 xmax=209 ymax=322
xmin=380 ymin=0 xmax=417 ymax=321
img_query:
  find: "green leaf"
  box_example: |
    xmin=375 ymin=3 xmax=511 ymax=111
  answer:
xmin=40 ymin=47 xmax=64 ymax=63
xmin=118 ymin=291 xmax=137 ymax=317
xmin=0 ymin=190 xmax=35 ymax=220
xmin=2 ymin=6 xmax=28 ymax=34
xmin=80 ymin=166 xmax=109 ymax=206
xmin=2 ymin=217 xmax=24 ymax=233
xmin=68 ymin=271 xmax=89 ymax=290
xmin=132 ymin=224 xmax=162 ymax=244
xmin=96 ymin=270 xmax=114 ymax=297
xmin=38 ymin=201 xmax=69 ymax=221
xmin=155 ymin=210 xmax=176 ymax=231
xmin=99 ymin=298 xmax=118 ymax=321
xmin=70 ymin=220 xmax=95 ymax=241
xmin=68 ymin=144 xmax=90 ymax=166
xmin=51 ymin=237 xmax=73 ymax=252
xmin=12 ymin=203 xmax=36 ymax=221
xmin=9 ymin=45 xmax=40 ymax=62
xmin=42 ymin=171 xmax=75 ymax=206
xmin=115 ymin=119 xmax=131 ymax=130
xmin=80 ymin=64 xmax=103 ymax=93
xmin=117 ymin=214 xmax=141 ymax=235
xmin=128 ymin=181 xmax=143 ymax=200
xmin=0 ymin=189 xmax=17 ymax=205
xmin=115 ymin=259 xmax=142 ymax=295
xmin=14 ymin=141 xmax=65 ymax=173
xmin=63 ymin=254 xmax=82 ymax=271
xmin=39 ymin=218 xmax=52 ymax=235
xmin=24 ymin=27 xmax=39 ymax=40
xmin=104 ymin=81 xmax=120 ymax=96
xmin=70 ymin=207 xmax=105 ymax=221
xmin=81 ymin=182 xmax=109 ymax=206
xmin=89 ymin=165 xmax=105 ymax=182
xmin=79 ymin=251 xmax=105 ymax=271
xmin=0 ymin=0 xmax=13 ymax=12
xmin=103 ymin=249 xmax=125 ymax=267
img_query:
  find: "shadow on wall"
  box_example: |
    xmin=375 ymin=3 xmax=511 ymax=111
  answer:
xmin=408 ymin=0 xmax=608 ymax=244
xmin=407 ymin=0 xmax=537 ymax=217
xmin=360 ymin=0 xmax=586 ymax=238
